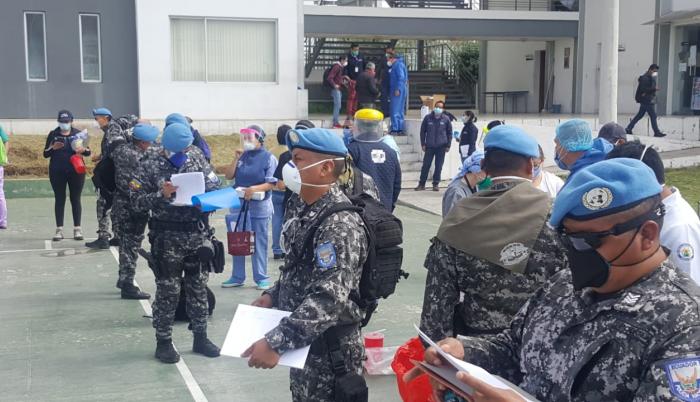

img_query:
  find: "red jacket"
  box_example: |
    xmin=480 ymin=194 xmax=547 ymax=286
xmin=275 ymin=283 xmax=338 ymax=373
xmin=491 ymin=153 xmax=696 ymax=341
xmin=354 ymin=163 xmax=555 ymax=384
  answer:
xmin=327 ymin=62 xmax=345 ymax=88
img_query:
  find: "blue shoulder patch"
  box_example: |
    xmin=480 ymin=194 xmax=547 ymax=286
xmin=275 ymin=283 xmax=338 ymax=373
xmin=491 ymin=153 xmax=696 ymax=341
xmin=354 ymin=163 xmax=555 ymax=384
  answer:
xmin=315 ymin=241 xmax=337 ymax=271
xmin=664 ymin=357 xmax=700 ymax=401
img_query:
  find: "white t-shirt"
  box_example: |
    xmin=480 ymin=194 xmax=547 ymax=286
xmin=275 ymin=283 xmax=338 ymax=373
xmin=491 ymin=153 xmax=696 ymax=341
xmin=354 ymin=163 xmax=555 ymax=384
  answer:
xmin=661 ymin=187 xmax=700 ymax=284
xmin=537 ymin=171 xmax=565 ymax=198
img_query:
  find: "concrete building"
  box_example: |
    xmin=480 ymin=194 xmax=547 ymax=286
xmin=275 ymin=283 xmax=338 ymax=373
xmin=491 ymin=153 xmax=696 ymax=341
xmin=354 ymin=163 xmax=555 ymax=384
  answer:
xmin=0 ymin=0 xmax=139 ymax=119
xmin=134 ymin=0 xmax=307 ymax=121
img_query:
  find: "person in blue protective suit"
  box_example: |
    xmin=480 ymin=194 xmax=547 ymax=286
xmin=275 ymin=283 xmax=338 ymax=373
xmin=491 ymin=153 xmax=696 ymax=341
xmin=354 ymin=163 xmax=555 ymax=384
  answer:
xmin=222 ymin=125 xmax=278 ymax=290
xmin=554 ymin=118 xmax=613 ymax=185
xmin=388 ymin=53 xmax=408 ymax=136
xmin=346 ymin=109 xmax=402 ymax=212
xmin=164 ymin=113 xmax=212 ymax=162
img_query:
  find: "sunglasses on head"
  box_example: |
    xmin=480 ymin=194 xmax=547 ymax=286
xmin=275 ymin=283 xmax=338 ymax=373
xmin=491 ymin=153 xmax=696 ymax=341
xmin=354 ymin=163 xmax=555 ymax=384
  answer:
xmin=560 ymin=204 xmax=665 ymax=251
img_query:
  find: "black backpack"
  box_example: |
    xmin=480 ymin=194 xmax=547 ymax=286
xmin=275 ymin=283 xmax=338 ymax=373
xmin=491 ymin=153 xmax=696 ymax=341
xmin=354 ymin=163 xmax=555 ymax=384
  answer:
xmin=322 ymin=65 xmax=334 ymax=90
xmin=290 ymin=173 xmax=407 ymax=327
xmin=91 ymin=157 xmax=116 ymax=193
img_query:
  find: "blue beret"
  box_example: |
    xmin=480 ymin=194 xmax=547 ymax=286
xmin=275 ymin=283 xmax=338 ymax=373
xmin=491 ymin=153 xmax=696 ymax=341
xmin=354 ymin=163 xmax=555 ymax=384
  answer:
xmin=549 ymin=158 xmax=662 ymax=227
xmin=484 ymin=125 xmax=539 ymax=158
xmin=286 ymin=127 xmax=347 ymax=157
xmin=162 ymin=123 xmax=193 ymax=153
xmin=132 ymin=123 xmax=159 ymax=143
xmin=92 ymin=107 xmax=112 ymax=117
xmin=165 ymin=113 xmax=189 ymax=128
xmin=556 ymin=119 xmax=593 ymax=152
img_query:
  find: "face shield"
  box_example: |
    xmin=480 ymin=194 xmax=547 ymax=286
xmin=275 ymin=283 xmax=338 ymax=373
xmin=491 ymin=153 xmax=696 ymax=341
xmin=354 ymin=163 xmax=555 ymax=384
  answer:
xmin=352 ymin=118 xmax=382 ymax=141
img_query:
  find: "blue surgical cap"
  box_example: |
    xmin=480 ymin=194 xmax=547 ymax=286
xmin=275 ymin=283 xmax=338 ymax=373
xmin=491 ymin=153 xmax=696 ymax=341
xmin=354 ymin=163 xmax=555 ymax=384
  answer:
xmin=556 ymin=119 xmax=593 ymax=152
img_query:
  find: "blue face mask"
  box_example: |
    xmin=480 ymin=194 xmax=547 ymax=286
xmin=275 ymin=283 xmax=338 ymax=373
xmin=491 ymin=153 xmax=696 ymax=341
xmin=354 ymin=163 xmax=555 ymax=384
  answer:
xmin=533 ymin=165 xmax=542 ymax=178
xmin=554 ymin=152 xmax=569 ymax=170
xmin=434 ymin=107 xmax=443 ymax=115
xmin=167 ymin=151 xmax=188 ymax=169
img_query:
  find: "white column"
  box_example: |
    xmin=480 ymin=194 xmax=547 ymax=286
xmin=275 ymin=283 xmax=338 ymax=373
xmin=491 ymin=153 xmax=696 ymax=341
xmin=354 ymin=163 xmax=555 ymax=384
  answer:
xmin=597 ymin=0 xmax=619 ymax=124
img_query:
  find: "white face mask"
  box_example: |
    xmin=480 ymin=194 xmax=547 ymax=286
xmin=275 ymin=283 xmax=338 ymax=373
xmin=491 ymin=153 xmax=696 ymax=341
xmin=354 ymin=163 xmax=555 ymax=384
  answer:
xmin=92 ymin=120 xmax=101 ymax=128
xmin=651 ymin=71 xmax=658 ymax=77
xmin=281 ymin=158 xmax=344 ymax=194
xmin=387 ymin=61 xmax=393 ymax=67
xmin=59 ymin=123 xmax=71 ymax=131
xmin=242 ymin=141 xmax=256 ymax=151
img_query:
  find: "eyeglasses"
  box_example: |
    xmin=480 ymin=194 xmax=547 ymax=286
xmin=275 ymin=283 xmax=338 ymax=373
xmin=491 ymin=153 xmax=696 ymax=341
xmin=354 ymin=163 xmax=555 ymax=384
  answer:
xmin=560 ymin=204 xmax=665 ymax=251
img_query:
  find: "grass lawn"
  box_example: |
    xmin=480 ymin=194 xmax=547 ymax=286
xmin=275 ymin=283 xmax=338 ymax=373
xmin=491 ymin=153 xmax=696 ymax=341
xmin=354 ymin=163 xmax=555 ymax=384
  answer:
xmin=666 ymin=166 xmax=700 ymax=214
xmin=3 ymin=134 xmax=285 ymax=178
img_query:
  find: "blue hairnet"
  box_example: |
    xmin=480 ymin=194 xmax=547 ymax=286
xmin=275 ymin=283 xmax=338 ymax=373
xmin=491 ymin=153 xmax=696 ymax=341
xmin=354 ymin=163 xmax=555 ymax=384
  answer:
xmin=555 ymin=119 xmax=593 ymax=152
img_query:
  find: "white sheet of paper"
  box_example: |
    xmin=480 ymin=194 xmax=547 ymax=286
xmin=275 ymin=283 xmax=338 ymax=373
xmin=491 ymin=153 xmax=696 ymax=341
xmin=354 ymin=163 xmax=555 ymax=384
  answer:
xmin=221 ymin=304 xmax=310 ymax=369
xmin=170 ymin=172 xmax=205 ymax=206
xmin=415 ymin=325 xmax=514 ymax=391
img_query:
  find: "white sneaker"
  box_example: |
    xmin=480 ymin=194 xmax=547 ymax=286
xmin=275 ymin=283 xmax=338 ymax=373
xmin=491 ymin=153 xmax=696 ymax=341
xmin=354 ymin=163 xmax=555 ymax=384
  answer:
xmin=52 ymin=228 xmax=64 ymax=241
xmin=73 ymin=228 xmax=84 ymax=240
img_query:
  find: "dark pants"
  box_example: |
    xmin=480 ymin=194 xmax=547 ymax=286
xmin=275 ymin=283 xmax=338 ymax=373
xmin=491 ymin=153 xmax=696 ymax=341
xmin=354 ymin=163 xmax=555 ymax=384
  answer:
xmin=626 ymin=103 xmax=661 ymax=135
xmin=419 ymin=147 xmax=446 ymax=186
xmin=49 ymin=169 xmax=85 ymax=227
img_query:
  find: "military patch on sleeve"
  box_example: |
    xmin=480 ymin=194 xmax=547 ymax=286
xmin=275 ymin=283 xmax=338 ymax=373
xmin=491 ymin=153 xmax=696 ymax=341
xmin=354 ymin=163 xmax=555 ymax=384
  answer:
xmin=664 ymin=357 xmax=700 ymax=401
xmin=315 ymin=241 xmax=337 ymax=270
xmin=128 ymin=179 xmax=142 ymax=191
xmin=207 ymin=171 xmax=220 ymax=183
xmin=678 ymin=244 xmax=695 ymax=261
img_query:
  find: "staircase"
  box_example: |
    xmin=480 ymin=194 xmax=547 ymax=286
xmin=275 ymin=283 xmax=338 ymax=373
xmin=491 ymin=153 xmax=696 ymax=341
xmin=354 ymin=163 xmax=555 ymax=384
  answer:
xmin=386 ymin=0 xmax=475 ymax=8
xmin=408 ymin=70 xmax=474 ymax=110
xmin=305 ymin=38 xmax=395 ymax=78
xmin=394 ymin=135 xmax=426 ymax=188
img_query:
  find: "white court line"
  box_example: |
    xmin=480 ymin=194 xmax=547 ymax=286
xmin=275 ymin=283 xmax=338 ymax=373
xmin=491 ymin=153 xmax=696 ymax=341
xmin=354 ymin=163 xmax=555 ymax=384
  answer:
xmin=108 ymin=247 xmax=208 ymax=402
xmin=44 ymin=240 xmax=52 ymax=250
xmin=0 ymin=247 xmax=72 ymax=254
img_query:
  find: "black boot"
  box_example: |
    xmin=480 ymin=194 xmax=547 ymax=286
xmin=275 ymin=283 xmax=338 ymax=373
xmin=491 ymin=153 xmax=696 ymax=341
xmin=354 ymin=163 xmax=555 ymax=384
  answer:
xmin=85 ymin=238 xmax=110 ymax=249
xmin=109 ymin=237 xmax=120 ymax=247
xmin=116 ymin=279 xmax=123 ymax=289
xmin=193 ymin=332 xmax=220 ymax=357
xmin=155 ymin=339 xmax=180 ymax=364
xmin=121 ymin=283 xmax=151 ymax=300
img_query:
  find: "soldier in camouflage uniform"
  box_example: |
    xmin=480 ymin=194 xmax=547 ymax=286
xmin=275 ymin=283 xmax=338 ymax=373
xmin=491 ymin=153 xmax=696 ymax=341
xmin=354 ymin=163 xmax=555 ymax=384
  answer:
xmin=420 ymin=126 xmax=567 ymax=342
xmin=112 ymin=123 xmax=160 ymax=300
xmin=411 ymin=158 xmax=700 ymax=402
xmin=130 ymin=122 xmax=221 ymax=363
xmin=86 ymin=108 xmax=139 ymax=249
xmin=246 ymin=128 xmax=368 ymax=402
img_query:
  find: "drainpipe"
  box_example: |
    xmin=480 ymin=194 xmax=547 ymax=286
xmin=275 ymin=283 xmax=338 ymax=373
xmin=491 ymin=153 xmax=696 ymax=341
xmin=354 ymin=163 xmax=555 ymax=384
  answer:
xmin=597 ymin=0 xmax=619 ymax=124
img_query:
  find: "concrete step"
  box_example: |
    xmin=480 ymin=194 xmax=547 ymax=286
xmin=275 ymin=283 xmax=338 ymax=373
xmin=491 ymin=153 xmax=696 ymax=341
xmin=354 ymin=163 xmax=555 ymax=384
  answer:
xmin=400 ymin=152 xmax=422 ymax=163
xmin=399 ymin=143 xmax=415 ymax=153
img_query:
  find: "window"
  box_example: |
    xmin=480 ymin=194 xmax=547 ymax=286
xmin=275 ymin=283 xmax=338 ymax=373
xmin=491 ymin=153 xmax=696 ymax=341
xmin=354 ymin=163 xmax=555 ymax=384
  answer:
xmin=24 ymin=12 xmax=47 ymax=81
xmin=79 ymin=14 xmax=102 ymax=82
xmin=171 ymin=17 xmax=277 ymax=82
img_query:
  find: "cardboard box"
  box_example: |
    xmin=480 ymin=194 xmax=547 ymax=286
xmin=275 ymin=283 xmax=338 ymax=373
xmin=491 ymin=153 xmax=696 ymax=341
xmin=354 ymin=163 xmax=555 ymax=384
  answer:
xmin=419 ymin=94 xmax=447 ymax=109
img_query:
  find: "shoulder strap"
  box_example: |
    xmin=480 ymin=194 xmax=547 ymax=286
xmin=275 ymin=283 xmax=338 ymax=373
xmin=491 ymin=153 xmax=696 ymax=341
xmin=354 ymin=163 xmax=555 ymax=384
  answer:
xmin=352 ymin=166 xmax=364 ymax=197
xmin=293 ymin=203 xmax=362 ymax=264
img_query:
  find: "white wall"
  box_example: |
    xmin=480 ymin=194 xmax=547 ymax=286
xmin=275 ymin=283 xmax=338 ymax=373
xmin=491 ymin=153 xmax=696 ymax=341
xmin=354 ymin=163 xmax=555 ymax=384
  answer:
xmin=552 ymin=38 xmax=575 ymax=113
xmin=485 ymin=41 xmax=546 ymax=113
xmin=579 ymin=0 xmax=655 ymax=116
xmin=135 ymin=0 xmax=305 ymax=121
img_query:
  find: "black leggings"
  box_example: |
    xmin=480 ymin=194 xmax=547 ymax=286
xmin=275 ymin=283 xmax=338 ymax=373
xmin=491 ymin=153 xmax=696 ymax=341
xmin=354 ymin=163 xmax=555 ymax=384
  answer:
xmin=49 ymin=169 xmax=85 ymax=227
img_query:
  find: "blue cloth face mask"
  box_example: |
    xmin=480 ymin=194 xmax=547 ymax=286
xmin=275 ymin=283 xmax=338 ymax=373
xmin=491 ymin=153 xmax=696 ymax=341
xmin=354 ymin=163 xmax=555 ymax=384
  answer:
xmin=555 ymin=151 xmax=569 ymax=170
xmin=166 ymin=151 xmax=188 ymax=168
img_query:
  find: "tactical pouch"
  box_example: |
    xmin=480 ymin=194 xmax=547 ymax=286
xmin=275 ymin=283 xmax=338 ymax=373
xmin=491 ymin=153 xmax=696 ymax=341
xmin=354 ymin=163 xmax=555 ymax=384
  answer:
xmin=334 ymin=373 xmax=368 ymax=402
xmin=211 ymin=237 xmax=225 ymax=274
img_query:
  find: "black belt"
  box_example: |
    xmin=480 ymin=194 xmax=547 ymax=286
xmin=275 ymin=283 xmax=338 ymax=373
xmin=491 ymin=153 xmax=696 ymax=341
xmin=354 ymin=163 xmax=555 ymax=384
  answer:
xmin=149 ymin=219 xmax=206 ymax=232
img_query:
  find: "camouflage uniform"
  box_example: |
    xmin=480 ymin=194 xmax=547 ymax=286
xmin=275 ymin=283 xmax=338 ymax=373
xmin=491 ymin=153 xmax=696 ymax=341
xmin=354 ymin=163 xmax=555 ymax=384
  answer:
xmin=264 ymin=184 xmax=368 ymax=402
xmin=458 ymin=261 xmax=700 ymax=401
xmin=420 ymin=226 xmax=567 ymax=341
xmin=130 ymin=146 xmax=220 ymax=339
xmin=112 ymin=142 xmax=159 ymax=286
xmin=96 ymin=115 xmax=138 ymax=240
xmin=420 ymin=182 xmax=568 ymax=341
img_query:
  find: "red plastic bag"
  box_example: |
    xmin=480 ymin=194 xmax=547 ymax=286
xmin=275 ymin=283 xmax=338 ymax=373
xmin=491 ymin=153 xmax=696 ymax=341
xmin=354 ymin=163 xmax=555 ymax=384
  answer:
xmin=391 ymin=337 xmax=436 ymax=402
xmin=70 ymin=154 xmax=86 ymax=174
